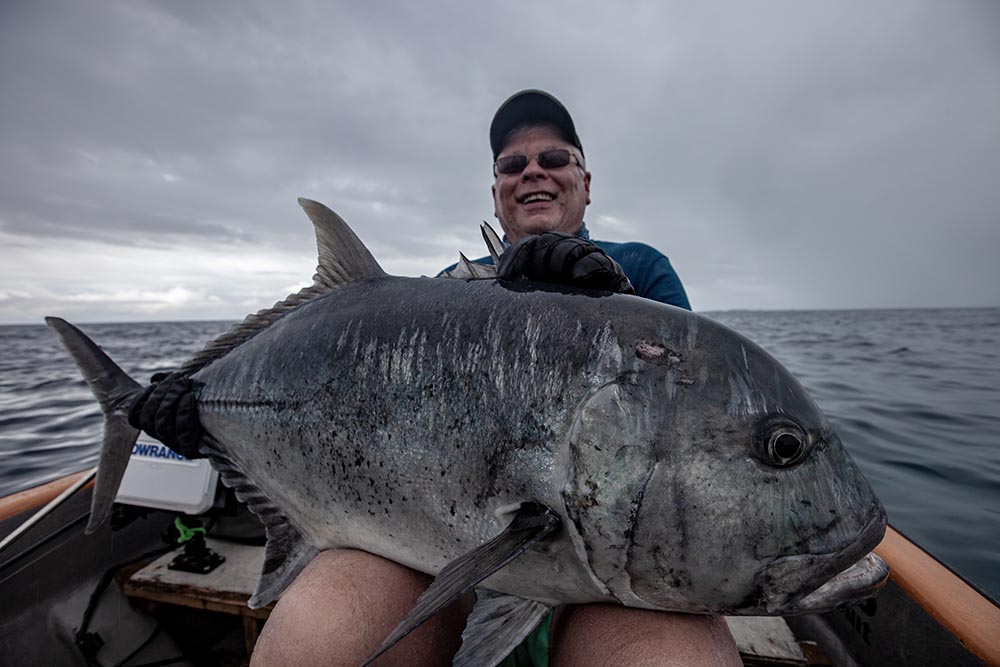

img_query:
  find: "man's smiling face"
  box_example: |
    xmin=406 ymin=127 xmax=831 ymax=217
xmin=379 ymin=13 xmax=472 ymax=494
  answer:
xmin=492 ymin=124 xmax=591 ymax=243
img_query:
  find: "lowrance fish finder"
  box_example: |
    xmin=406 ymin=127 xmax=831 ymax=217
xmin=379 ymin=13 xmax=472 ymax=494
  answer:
xmin=115 ymin=433 xmax=219 ymax=515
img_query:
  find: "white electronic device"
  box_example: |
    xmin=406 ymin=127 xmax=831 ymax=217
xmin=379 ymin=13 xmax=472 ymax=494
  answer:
xmin=115 ymin=436 xmax=219 ymax=515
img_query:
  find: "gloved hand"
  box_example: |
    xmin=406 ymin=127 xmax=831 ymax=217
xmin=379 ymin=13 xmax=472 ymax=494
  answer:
xmin=127 ymin=372 xmax=203 ymax=459
xmin=497 ymin=232 xmax=635 ymax=294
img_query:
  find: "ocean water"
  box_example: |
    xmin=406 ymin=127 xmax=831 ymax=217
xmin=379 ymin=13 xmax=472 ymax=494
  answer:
xmin=1 ymin=308 xmax=998 ymax=600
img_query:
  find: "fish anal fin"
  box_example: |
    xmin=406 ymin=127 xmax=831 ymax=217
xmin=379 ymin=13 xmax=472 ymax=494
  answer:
xmin=455 ymin=590 xmax=550 ymax=667
xmin=250 ymin=520 xmax=318 ymax=609
xmin=362 ymin=502 xmax=560 ymax=666
xmin=200 ymin=439 xmax=318 ymax=608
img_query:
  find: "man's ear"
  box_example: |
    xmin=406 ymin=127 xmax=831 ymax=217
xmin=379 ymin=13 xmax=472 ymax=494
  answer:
xmin=492 ymin=183 xmax=499 ymax=218
xmin=584 ymin=171 xmax=592 ymax=206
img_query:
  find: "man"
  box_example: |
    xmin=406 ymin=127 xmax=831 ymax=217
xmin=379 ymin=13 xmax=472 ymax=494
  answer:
xmin=430 ymin=90 xmax=733 ymax=666
xmin=134 ymin=91 xmax=739 ymax=666
xmin=455 ymin=89 xmax=692 ymax=313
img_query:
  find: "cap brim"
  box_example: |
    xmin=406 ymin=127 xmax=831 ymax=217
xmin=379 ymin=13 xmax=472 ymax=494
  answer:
xmin=490 ymin=89 xmax=583 ymax=159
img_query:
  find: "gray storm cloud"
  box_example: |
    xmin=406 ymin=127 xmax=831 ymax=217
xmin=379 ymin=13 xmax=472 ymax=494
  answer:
xmin=1 ymin=0 xmax=998 ymax=323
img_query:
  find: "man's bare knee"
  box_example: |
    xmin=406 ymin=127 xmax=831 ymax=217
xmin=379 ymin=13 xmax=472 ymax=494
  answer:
xmin=551 ymin=604 xmax=741 ymax=667
xmin=251 ymin=549 xmax=472 ymax=667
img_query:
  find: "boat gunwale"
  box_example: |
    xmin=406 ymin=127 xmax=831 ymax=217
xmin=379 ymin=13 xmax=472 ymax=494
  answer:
xmin=0 ymin=469 xmax=95 ymax=522
xmin=874 ymin=525 xmax=1000 ymax=665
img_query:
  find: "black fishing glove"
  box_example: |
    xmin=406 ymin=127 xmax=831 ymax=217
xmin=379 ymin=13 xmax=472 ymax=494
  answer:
xmin=497 ymin=232 xmax=635 ymax=294
xmin=127 ymin=372 xmax=204 ymax=459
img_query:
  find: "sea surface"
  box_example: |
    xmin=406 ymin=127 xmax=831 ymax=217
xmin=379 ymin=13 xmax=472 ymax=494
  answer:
xmin=1 ymin=309 xmax=998 ymax=600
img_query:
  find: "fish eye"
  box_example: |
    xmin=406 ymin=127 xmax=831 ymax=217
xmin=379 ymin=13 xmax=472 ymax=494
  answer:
xmin=752 ymin=418 xmax=810 ymax=468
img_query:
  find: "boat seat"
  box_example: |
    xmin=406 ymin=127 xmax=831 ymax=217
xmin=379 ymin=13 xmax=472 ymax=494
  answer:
xmin=121 ymin=537 xmax=270 ymax=656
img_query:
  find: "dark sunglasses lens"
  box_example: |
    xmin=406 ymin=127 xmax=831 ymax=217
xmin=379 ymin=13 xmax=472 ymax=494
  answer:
xmin=537 ymin=149 xmax=572 ymax=169
xmin=496 ymin=155 xmax=528 ymax=174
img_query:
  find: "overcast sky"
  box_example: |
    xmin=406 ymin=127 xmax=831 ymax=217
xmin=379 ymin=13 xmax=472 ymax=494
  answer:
xmin=1 ymin=1 xmax=998 ymax=324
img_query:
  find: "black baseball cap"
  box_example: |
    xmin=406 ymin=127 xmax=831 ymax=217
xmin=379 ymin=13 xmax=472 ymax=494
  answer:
xmin=490 ymin=89 xmax=584 ymax=160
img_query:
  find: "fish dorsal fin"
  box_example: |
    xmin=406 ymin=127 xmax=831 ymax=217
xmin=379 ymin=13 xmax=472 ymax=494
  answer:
xmin=179 ymin=198 xmax=385 ymax=374
xmin=480 ymin=221 xmax=505 ymax=264
xmin=298 ymin=197 xmax=386 ymax=287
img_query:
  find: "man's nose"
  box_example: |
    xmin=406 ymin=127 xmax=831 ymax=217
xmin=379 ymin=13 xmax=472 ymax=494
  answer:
xmin=521 ymin=157 xmax=548 ymax=179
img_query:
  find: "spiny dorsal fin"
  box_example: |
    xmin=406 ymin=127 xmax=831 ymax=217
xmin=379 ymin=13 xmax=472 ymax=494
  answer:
xmin=179 ymin=198 xmax=385 ymax=374
xmin=441 ymin=253 xmax=498 ymax=281
xmin=480 ymin=221 xmax=505 ymax=265
xmin=461 ymin=253 xmax=499 ymax=279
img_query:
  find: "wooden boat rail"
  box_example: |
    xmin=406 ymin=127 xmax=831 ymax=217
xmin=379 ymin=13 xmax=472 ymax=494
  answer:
xmin=0 ymin=469 xmax=95 ymax=523
xmin=874 ymin=526 xmax=1000 ymax=665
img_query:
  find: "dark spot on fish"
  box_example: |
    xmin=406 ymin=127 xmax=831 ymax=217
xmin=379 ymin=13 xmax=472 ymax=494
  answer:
xmin=801 ymin=500 xmax=812 ymax=506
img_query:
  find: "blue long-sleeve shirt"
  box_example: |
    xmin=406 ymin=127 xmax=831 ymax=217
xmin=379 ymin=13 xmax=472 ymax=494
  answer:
xmin=440 ymin=223 xmax=691 ymax=310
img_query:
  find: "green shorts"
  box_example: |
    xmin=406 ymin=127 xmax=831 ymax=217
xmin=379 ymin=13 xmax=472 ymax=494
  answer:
xmin=497 ymin=611 xmax=552 ymax=667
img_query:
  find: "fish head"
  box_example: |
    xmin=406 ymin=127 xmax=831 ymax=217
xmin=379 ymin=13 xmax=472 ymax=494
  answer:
xmin=563 ymin=307 xmax=888 ymax=615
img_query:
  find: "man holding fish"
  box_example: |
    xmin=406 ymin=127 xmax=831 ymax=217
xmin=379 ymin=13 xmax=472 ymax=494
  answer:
xmin=246 ymin=91 xmax=739 ymax=666
xmin=129 ymin=90 xmax=742 ymax=666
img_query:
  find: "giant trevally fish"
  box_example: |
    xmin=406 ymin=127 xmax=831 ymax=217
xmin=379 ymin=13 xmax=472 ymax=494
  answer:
xmin=48 ymin=199 xmax=888 ymax=666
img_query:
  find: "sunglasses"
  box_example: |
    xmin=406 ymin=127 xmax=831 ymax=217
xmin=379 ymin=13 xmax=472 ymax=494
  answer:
xmin=494 ymin=149 xmax=582 ymax=176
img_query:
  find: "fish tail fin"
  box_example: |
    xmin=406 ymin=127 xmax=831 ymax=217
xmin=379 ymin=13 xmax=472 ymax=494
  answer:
xmin=45 ymin=317 xmax=143 ymax=534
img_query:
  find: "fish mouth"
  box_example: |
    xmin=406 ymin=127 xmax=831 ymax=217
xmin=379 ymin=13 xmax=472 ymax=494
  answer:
xmin=759 ymin=512 xmax=889 ymax=614
xmin=778 ymin=552 xmax=889 ymax=614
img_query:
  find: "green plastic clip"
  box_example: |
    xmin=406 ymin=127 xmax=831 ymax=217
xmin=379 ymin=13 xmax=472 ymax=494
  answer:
xmin=174 ymin=517 xmax=206 ymax=544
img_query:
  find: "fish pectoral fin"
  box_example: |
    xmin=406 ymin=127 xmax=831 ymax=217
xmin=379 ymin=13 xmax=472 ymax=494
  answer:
xmin=362 ymin=502 xmax=560 ymax=666
xmin=454 ymin=589 xmax=550 ymax=667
